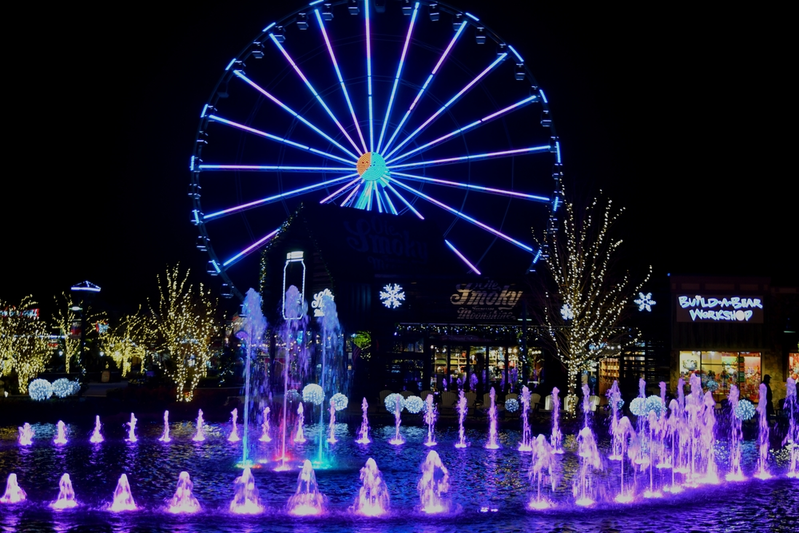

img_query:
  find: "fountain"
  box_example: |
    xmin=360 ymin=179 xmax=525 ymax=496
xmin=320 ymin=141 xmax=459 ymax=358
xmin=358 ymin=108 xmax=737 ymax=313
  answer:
xmin=573 ymin=426 xmax=602 ymax=506
xmin=418 ymin=450 xmax=450 ymax=514
xmin=294 ymin=403 xmax=306 ymax=443
xmin=424 ymin=394 xmax=437 ymax=446
xmin=518 ymin=386 xmax=532 ymax=452
xmin=755 ymin=383 xmax=772 ymax=479
xmin=355 ymin=398 xmax=370 ymax=444
xmin=167 ymin=471 xmax=201 ymax=514
xmin=192 ymin=409 xmax=205 ymax=442
xmin=550 ymin=387 xmax=563 ymax=453
xmin=125 ymin=414 xmax=137 ymax=443
xmin=158 ymin=411 xmax=170 ymax=443
xmin=18 ymin=423 xmax=33 ymax=446
xmin=613 ymin=416 xmax=636 ymax=503
xmin=53 ymin=420 xmax=68 ymax=445
xmin=485 ymin=387 xmax=499 ymax=449
xmin=238 ymin=288 xmax=267 ymax=467
xmin=1 ymin=474 xmax=26 ymax=504
xmin=455 ymin=390 xmax=469 ymax=449
xmin=527 ymin=434 xmax=554 ymax=509
xmin=51 ymin=473 xmax=78 ymax=509
xmin=287 ymin=459 xmax=326 ymax=516
xmin=327 ymin=399 xmax=338 ymax=444
xmin=387 ymin=393 xmax=405 ymax=445
xmin=229 ymin=467 xmax=262 ymax=514
xmin=110 ymin=474 xmax=137 ymax=511
xmin=786 ymin=377 xmax=798 ymax=478
xmin=351 ymin=458 xmax=389 ymax=516
xmin=726 ymin=384 xmax=745 ymax=481
xmin=228 ymin=408 xmax=240 ymax=443
xmin=259 ymin=407 xmax=272 ymax=443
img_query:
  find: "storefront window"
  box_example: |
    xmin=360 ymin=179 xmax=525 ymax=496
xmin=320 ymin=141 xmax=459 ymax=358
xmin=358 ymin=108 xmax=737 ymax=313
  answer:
xmin=679 ymin=351 xmax=761 ymax=402
xmin=789 ymin=353 xmax=799 ymax=383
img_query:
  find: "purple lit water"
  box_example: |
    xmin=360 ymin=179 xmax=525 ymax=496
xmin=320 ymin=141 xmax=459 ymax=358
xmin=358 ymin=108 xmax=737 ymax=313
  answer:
xmin=158 ymin=411 xmax=171 ymax=443
xmin=355 ymin=398 xmax=370 ymax=444
xmin=424 ymin=394 xmax=437 ymax=447
xmin=485 ymin=388 xmax=499 ymax=449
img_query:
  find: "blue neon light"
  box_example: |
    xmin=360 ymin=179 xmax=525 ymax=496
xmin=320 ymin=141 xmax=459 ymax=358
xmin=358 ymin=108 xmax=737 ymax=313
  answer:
xmin=233 ymin=71 xmax=358 ymax=160
xmin=385 ymin=182 xmax=424 ymax=219
xmin=223 ymin=228 xmax=282 ymax=267
xmin=552 ymin=196 xmax=560 ymax=212
xmin=200 ymin=104 xmax=209 ymax=118
xmin=539 ymin=89 xmax=548 ymax=104
xmin=225 ymin=58 xmax=237 ymax=71
xmin=393 ymin=172 xmax=549 ymax=202
xmin=445 ymin=240 xmax=481 ymax=275
xmin=205 ymin=174 xmax=356 ymax=220
xmin=390 ymin=146 xmax=549 ymax=170
xmin=189 ymin=156 xmax=195 ymax=172
xmin=308 ymin=0 xmax=323 ymax=5
xmin=319 ymin=176 xmax=361 ymax=204
xmin=192 ymin=209 xmax=201 ymax=225
xmin=262 ymin=22 xmax=276 ymax=32
xmin=268 ymin=33 xmax=363 ymax=154
xmin=382 ymin=21 xmax=468 ymax=155
xmin=341 ymin=182 xmax=362 ymax=207
xmin=365 ymin=0 xmax=374 ymax=151
xmin=464 ymin=12 xmax=479 ymax=21
xmin=210 ymin=260 xmax=221 ymax=273
xmin=376 ymin=2 xmax=419 ymax=153
xmin=208 ymin=114 xmax=356 ymax=166
xmin=387 ymin=177 xmax=534 ymax=252
xmin=508 ymin=45 xmax=524 ymax=63
xmin=381 ymin=186 xmax=399 ymax=215
xmin=314 ymin=10 xmax=368 ymax=153
xmin=386 ymin=53 xmax=508 ymax=159
xmin=532 ymin=250 xmax=542 ymax=263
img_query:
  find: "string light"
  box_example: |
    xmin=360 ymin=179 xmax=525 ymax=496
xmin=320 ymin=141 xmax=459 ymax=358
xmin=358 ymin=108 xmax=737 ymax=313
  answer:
xmin=102 ymin=309 xmax=149 ymax=377
xmin=0 ymin=296 xmax=50 ymax=393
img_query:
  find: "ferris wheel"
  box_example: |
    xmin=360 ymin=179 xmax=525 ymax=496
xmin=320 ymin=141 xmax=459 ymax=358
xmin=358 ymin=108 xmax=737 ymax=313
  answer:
xmin=190 ymin=0 xmax=563 ymax=300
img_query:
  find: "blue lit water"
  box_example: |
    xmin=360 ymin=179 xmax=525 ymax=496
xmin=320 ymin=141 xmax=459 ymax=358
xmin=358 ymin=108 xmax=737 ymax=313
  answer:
xmin=1 ymin=418 xmax=796 ymax=532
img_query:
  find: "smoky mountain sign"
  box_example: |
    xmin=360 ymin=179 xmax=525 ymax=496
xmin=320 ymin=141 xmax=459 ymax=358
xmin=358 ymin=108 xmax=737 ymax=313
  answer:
xmin=449 ymin=280 xmax=523 ymax=322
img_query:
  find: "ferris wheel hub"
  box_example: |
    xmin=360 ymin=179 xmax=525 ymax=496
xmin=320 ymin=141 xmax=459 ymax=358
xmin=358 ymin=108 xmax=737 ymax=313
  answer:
xmin=356 ymin=152 xmax=389 ymax=182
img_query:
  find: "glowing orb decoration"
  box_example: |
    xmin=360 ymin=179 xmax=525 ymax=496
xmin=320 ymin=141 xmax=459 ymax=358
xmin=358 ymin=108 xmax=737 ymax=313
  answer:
xmin=286 ymin=389 xmax=301 ymax=403
xmin=560 ymin=304 xmax=574 ymax=320
xmin=634 ymin=292 xmax=656 ymax=312
xmin=28 ymin=379 xmax=53 ymax=401
xmin=379 ymin=284 xmax=405 ymax=309
xmin=302 ymin=384 xmax=324 ymax=406
xmin=330 ymin=393 xmax=348 ymax=411
xmin=356 ymin=152 xmax=389 ymax=182
xmin=644 ymin=395 xmax=665 ymax=417
xmin=52 ymin=378 xmax=76 ymax=399
xmin=734 ymin=399 xmax=756 ymax=421
xmin=505 ymin=398 xmax=520 ymax=413
xmin=384 ymin=393 xmax=405 ymax=413
xmin=404 ymin=395 xmax=424 ymax=414
xmin=630 ymin=397 xmax=646 ymax=417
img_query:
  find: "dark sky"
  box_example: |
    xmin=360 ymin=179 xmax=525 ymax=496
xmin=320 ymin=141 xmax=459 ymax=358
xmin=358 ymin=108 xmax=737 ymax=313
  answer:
xmin=2 ymin=1 xmax=795 ymax=317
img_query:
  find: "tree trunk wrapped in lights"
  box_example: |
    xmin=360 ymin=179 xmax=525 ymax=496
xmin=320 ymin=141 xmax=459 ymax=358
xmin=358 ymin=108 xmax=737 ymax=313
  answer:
xmin=148 ymin=266 xmax=218 ymax=401
xmin=52 ymin=293 xmax=83 ymax=375
xmin=538 ymin=193 xmax=649 ymax=415
xmin=0 ymin=296 xmax=51 ymax=394
xmin=102 ymin=309 xmax=149 ymax=377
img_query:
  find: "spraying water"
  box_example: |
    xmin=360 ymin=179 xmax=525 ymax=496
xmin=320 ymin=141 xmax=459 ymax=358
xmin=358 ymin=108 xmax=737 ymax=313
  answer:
xmin=356 ymin=398 xmax=370 ymax=444
xmin=785 ymin=378 xmax=797 ymax=478
xmin=167 ymin=472 xmax=201 ymax=514
xmin=158 ymin=411 xmax=170 ymax=443
xmin=192 ymin=410 xmax=205 ymax=442
xmin=125 ymin=414 xmax=137 ymax=443
xmin=239 ymin=288 xmax=267 ymax=467
xmin=228 ymin=408 xmax=240 ymax=442
xmin=518 ymin=386 xmax=532 ymax=452
xmin=294 ymin=403 xmax=306 ymax=444
xmin=288 ymin=460 xmax=326 ymax=516
xmin=230 ymin=467 xmax=262 ymax=514
xmin=573 ymin=426 xmax=602 ymax=506
xmin=54 ymin=421 xmax=68 ymax=445
xmin=389 ymin=395 xmax=405 ymax=446
xmin=278 ymin=285 xmax=309 ymax=469
xmin=613 ymin=416 xmax=636 ymax=503
xmin=260 ymin=407 xmax=272 ymax=443
xmin=51 ymin=473 xmax=78 ymax=509
xmin=607 ymin=381 xmax=623 ymax=460
xmin=18 ymin=423 xmax=33 ymax=446
xmin=754 ymin=383 xmax=771 ymax=479
xmin=351 ymin=458 xmax=389 ymax=516
xmin=110 ymin=474 xmax=137 ymax=511
xmin=1 ymin=473 xmax=26 ymax=504
xmin=424 ymin=394 xmax=437 ymax=447
xmin=551 ymin=387 xmax=563 ymax=454
xmin=527 ymin=434 xmax=554 ymax=510
xmin=327 ymin=399 xmax=338 ymax=444
xmin=418 ymin=450 xmax=450 ymax=514
xmin=485 ymin=387 xmax=499 ymax=449
xmin=455 ymin=391 xmax=469 ymax=449
xmin=726 ymin=384 xmax=745 ymax=481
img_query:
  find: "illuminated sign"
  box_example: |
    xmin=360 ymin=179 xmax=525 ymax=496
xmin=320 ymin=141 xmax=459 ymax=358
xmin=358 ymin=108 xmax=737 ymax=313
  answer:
xmin=311 ymin=289 xmax=334 ymax=317
xmin=676 ymin=295 xmax=764 ymax=323
xmin=450 ymin=281 xmax=522 ymax=321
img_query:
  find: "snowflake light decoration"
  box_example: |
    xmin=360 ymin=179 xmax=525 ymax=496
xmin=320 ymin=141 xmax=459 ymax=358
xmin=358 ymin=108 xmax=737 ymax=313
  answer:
xmin=379 ymin=284 xmax=405 ymax=309
xmin=634 ymin=292 xmax=656 ymax=312
xmin=560 ymin=304 xmax=574 ymax=321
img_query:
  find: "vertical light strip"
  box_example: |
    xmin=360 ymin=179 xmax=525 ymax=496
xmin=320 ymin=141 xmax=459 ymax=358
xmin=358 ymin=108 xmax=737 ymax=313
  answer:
xmin=386 ymin=53 xmax=508 ymax=159
xmin=269 ymin=33 xmax=363 ymax=155
xmin=382 ymin=21 xmax=468 ymax=155
xmin=315 ymin=10 xmax=368 ymax=153
xmin=376 ymin=2 xmax=419 ymax=153
xmin=365 ymin=0 xmax=374 ymax=151
xmin=445 ymin=239 xmax=481 ymax=275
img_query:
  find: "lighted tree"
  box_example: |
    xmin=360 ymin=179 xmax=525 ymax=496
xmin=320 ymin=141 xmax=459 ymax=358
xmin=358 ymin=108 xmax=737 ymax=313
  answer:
xmin=102 ymin=309 xmax=150 ymax=377
xmin=0 ymin=296 xmax=51 ymax=394
xmin=52 ymin=293 xmax=84 ymax=375
xmin=148 ymin=266 xmax=218 ymax=401
xmin=537 ymin=193 xmax=649 ymax=414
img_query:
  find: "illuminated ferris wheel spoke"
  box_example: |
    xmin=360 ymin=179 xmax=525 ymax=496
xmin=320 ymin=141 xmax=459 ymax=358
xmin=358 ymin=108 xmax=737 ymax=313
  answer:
xmin=222 ymin=227 xmax=283 ymax=267
xmin=314 ymin=9 xmax=368 ymax=153
xmin=268 ymin=33 xmax=363 ymax=155
xmin=199 ymin=164 xmax=352 ymax=173
xmin=382 ymin=21 xmax=468 ymax=156
xmin=444 ymin=239 xmax=481 ymax=275
xmin=384 ymin=52 xmax=508 ymax=161
xmin=341 ymin=182 xmax=362 ymax=208
xmin=387 ymin=94 xmax=538 ymax=165
xmin=384 ymin=182 xmax=424 ymax=220
xmin=390 ymin=145 xmax=549 ymax=171
xmin=364 ymin=0 xmax=374 ymax=151
xmin=319 ymin=176 xmax=362 ymax=205
xmin=392 ymin=172 xmax=550 ymax=202
xmin=376 ymin=1 xmax=420 ymax=154
xmin=387 ymin=176 xmax=535 ymax=253
xmin=203 ymin=174 xmax=357 ymax=221
xmin=232 ymin=71 xmax=358 ymax=160
xmin=207 ymin=114 xmax=357 ymax=166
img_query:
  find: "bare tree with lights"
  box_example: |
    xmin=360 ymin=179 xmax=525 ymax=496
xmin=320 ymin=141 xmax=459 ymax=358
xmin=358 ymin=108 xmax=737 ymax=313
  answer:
xmin=0 ymin=296 xmax=51 ymax=394
xmin=52 ymin=293 xmax=83 ymax=375
xmin=148 ymin=266 xmax=218 ymax=401
xmin=538 ymin=193 xmax=649 ymax=414
xmin=102 ymin=309 xmax=150 ymax=377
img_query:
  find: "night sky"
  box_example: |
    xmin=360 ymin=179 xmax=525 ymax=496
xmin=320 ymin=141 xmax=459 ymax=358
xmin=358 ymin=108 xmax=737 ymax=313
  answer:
xmin=2 ymin=1 xmax=795 ymax=317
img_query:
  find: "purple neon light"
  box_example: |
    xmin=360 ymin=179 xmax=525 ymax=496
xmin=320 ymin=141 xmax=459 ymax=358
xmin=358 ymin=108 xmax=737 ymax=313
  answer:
xmin=387 ymin=95 xmax=537 ymax=164
xmin=376 ymin=2 xmax=419 ymax=153
xmin=268 ymin=33 xmax=363 ymax=155
xmin=205 ymin=174 xmax=356 ymax=220
xmin=384 ymin=182 xmax=424 ymax=219
xmin=208 ymin=115 xmax=356 ymax=166
xmin=233 ymin=71 xmax=358 ymax=160
xmin=315 ymin=10 xmax=368 ymax=153
xmin=199 ymin=164 xmax=352 ymax=172
xmin=392 ymin=172 xmax=549 ymax=202
xmin=365 ymin=0 xmax=374 ymax=151
xmin=386 ymin=53 xmax=508 ymax=159
xmin=387 ymin=177 xmax=534 ymax=253
xmin=382 ymin=21 xmax=468 ymax=155
xmin=319 ymin=176 xmax=361 ymax=204
xmin=445 ymin=239 xmax=481 ymax=275
xmin=390 ymin=146 xmax=549 ymax=171
xmin=223 ymin=227 xmax=282 ymax=267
